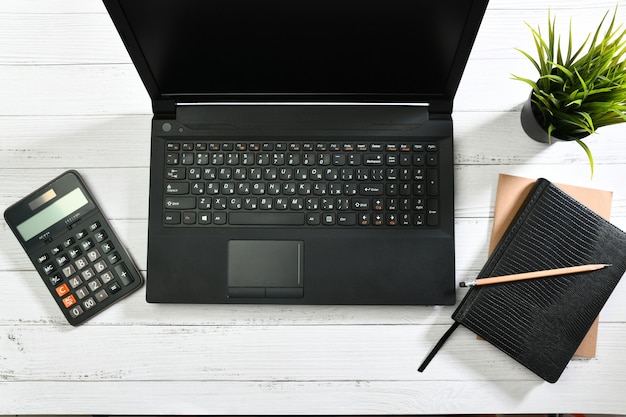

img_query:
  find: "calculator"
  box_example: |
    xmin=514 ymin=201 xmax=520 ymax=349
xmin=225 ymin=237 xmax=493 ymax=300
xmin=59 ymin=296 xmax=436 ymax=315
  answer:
xmin=4 ymin=170 xmax=144 ymax=325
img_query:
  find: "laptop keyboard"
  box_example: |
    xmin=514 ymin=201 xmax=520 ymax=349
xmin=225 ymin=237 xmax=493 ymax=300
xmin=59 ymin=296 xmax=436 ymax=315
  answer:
xmin=162 ymin=139 xmax=440 ymax=227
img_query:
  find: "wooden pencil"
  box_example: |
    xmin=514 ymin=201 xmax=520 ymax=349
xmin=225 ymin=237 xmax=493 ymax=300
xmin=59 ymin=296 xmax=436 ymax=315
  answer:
xmin=459 ymin=264 xmax=611 ymax=287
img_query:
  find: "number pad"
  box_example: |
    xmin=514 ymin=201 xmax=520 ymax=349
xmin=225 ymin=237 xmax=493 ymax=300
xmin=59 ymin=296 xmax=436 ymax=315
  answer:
xmin=36 ymin=216 xmax=140 ymax=325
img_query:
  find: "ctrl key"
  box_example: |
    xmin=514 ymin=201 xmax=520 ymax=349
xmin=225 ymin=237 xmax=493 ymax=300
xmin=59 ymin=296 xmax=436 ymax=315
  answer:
xmin=114 ymin=263 xmax=135 ymax=286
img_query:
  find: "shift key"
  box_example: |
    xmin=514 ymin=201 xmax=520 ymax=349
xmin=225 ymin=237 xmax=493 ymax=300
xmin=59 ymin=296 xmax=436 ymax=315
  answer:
xmin=164 ymin=196 xmax=196 ymax=209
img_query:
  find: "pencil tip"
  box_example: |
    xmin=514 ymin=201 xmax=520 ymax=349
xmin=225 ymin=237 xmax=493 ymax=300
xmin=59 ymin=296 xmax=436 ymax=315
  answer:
xmin=459 ymin=282 xmax=467 ymax=287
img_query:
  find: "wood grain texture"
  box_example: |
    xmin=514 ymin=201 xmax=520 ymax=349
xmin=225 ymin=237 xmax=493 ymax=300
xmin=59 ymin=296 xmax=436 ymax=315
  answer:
xmin=1 ymin=0 xmax=626 ymax=414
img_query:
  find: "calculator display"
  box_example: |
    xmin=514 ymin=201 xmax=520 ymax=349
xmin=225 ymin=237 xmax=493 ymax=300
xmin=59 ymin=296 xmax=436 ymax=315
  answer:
xmin=16 ymin=187 xmax=89 ymax=241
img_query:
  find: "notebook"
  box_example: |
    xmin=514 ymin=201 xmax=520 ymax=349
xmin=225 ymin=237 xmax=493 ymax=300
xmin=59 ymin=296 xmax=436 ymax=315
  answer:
xmin=489 ymin=174 xmax=614 ymax=357
xmin=102 ymin=0 xmax=489 ymax=304
xmin=419 ymin=178 xmax=626 ymax=382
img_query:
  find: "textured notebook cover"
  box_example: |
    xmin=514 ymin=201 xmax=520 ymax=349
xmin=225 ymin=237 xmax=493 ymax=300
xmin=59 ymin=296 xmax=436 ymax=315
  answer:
xmin=488 ymin=174 xmax=614 ymax=357
xmin=452 ymin=178 xmax=626 ymax=382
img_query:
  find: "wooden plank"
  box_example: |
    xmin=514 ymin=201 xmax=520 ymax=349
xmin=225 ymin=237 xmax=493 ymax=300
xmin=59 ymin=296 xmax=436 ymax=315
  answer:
xmin=1 ymin=263 xmax=625 ymax=326
xmin=1 ymin=3 xmax=625 ymax=64
xmin=0 ymin=65 xmax=151 ymax=116
xmin=1 ymin=323 xmax=626 ymax=383
xmin=1 ymin=7 xmax=624 ymax=65
xmin=5 ymin=56 xmax=626 ymax=116
xmin=0 ymin=0 xmax=106 ymax=13
xmin=1 ymin=113 xmax=626 ymax=170
xmin=0 ymin=13 xmax=129 ymax=65
xmin=1 ymin=378 xmax=626 ymax=415
xmin=2 ymin=165 xmax=625 ymax=222
xmin=1 ymin=208 xmax=625 ymax=276
xmin=1 ymin=6 xmax=625 ymax=113
xmin=0 ymin=0 xmax=622 ymax=14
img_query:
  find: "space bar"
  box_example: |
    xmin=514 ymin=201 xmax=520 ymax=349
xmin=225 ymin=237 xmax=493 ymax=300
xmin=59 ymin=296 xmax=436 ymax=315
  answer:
xmin=229 ymin=212 xmax=305 ymax=225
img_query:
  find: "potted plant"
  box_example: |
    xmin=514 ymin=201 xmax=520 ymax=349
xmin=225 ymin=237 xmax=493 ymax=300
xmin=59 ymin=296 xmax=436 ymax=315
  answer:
xmin=513 ymin=7 xmax=626 ymax=176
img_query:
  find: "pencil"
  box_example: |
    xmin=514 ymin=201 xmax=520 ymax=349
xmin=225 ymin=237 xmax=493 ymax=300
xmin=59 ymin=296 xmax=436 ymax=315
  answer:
xmin=459 ymin=264 xmax=612 ymax=287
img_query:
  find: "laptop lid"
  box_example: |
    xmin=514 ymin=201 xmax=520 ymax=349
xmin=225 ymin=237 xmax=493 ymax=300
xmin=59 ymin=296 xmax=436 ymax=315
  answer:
xmin=103 ymin=0 xmax=488 ymax=113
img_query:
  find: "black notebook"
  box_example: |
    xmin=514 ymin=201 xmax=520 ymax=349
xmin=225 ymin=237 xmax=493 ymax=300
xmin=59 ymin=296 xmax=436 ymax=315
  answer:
xmin=419 ymin=178 xmax=626 ymax=382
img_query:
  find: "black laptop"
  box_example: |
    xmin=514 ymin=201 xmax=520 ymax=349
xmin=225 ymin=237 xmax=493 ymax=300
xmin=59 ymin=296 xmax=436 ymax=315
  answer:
xmin=103 ymin=0 xmax=488 ymax=305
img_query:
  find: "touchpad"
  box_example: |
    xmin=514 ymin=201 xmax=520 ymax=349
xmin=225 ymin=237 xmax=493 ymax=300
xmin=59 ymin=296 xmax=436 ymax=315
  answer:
xmin=228 ymin=240 xmax=304 ymax=298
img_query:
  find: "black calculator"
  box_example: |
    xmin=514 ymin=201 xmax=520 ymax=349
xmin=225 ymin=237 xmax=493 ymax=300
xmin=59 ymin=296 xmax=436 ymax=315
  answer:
xmin=4 ymin=170 xmax=144 ymax=325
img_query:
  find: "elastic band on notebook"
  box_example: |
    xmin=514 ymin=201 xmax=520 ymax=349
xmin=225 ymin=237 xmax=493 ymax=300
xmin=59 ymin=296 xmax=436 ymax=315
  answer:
xmin=418 ymin=321 xmax=459 ymax=372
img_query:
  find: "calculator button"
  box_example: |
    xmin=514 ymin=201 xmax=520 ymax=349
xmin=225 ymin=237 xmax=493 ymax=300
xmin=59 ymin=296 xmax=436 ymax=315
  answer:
xmin=43 ymin=263 xmax=56 ymax=275
xmin=37 ymin=253 xmax=50 ymax=264
xmin=100 ymin=271 xmax=115 ymax=284
xmin=81 ymin=239 xmax=94 ymax=251
xmin=75 ymin=230 xmax=88 ymax=240
xmin=68 ymin=247 xmax=82 ymax=259
xmin=82 ymin=297 xmax=97 ymax=310
xmin=48 ymin=274 xmax=63 ymax=286
xmin=88 ymin=279 xmax=102 ymax=292
xmin=81 ymin=268 xmax=96 ymax=281
xmin=101 ymin=241 xmax=114 ymax=253
xmin=75 ymin=286 xmax=89 ymax=299
xmin=68 ymin=276 xmax=83 ymax=289
xmin=89 ymin=221 xmax=101 ymax=232
xmin=114 ymin=263 xmax=134 ymax=286
xmin=62 ymin=264 xmax=76 ymax=278
xmin=55 ymin=283 xmax=70 ymax=297
xmin=94 ymin=231 xmax=108 ymax=243
xmin=75 ymin=257 xmax=88 ymax=270
xmin=63 ymin=237 xmax=75 ymax=247
xmin=95 ymin=289 xmax=109 ymax=302
xmin=62 ymin=294 xmax=77 ymax=308
xmin=69 ymin=305 xmax=84 ymax=318
xmin=56 ymin=254 xmax=70 ymax=267
xmin=87 ymin=249 xmax=101 ymax=262
xmin=107 ymin=252 xmax=121 ymax=265
xmin=50 ymin=245 xmax=63 ymax=256
xmin=93 ymin=260 xmax=107 ymax=273
xmin=108 ymin=282 xmax=122 ymax=294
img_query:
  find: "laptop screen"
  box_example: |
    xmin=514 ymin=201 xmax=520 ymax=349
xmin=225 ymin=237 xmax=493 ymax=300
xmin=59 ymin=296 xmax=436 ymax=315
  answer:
xmin=115 ymin=0 xmax=482 ymax=101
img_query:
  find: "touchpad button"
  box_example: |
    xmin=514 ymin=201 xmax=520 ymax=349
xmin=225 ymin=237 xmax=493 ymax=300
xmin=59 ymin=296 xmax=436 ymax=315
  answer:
xmin=228 ymin=240 xmax=304 ymax=295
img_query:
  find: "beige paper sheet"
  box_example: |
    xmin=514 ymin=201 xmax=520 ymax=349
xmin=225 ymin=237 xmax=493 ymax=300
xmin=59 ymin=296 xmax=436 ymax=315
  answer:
xmin=487 ymin=174 xmax=613 ymax=358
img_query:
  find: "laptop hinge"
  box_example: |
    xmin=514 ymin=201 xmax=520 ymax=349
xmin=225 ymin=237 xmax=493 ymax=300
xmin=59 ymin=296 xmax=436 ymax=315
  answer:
xmin=153 ymin=99 xmax=177 ymax=119
xmin=428 ymin=100 xmax=453 ymax=118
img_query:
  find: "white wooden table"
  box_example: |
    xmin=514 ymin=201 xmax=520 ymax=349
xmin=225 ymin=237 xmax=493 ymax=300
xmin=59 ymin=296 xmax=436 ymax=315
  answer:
xmin=2 ymin=0 xmax=626 ymax=414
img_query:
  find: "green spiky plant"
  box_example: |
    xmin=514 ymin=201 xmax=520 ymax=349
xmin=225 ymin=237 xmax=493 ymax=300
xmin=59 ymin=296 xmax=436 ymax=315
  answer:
xmin=512 ymin=7 xmax=626 ymax=176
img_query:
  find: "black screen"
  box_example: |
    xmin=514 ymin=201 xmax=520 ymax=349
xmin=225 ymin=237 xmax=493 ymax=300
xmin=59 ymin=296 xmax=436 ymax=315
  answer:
xmin=118 ymin=0 xmax=475 ymax=98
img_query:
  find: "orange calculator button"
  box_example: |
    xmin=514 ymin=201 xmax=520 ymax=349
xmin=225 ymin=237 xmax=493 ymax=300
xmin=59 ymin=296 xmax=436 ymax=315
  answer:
xmin=55 ymin=283 xmax=70 ymax=297
xmin=62 ymin=294 xmax=77 ymax=308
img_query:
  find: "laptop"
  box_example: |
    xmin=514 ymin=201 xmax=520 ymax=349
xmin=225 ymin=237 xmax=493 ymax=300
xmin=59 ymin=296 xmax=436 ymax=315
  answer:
xmin=102 ymin=0 xmax=488 ymax=305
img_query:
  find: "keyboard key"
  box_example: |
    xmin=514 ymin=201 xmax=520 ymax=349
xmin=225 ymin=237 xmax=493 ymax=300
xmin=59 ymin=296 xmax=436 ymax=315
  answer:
xmin=164 ymin=197 xmax=196 ymax=209
xmin=364 ymin=154 xmax=384 ymax=166
xmin=337 ymin=213 xmax=357 ymax=225
xmin=359 ymin=184 xmax=384 ymax=196
xmin=229 ymin=212 xmax=304 ymax=225
xmin=427 ymin=199 xmax=439 ymax=226
xmin=427 ymin=169 xmax=439 ymax=196
xmin=165 ymin=182 xmax=189 ymax=194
